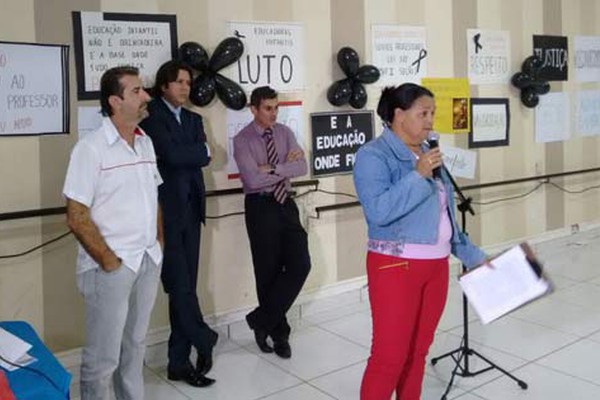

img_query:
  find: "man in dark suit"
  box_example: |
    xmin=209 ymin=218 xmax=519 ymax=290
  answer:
xmin=140 ymin=60 xmax=217 ymax=388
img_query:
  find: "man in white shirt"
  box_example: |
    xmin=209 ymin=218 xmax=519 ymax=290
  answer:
xmin=63 ymin=66 xmax=163 ymax=400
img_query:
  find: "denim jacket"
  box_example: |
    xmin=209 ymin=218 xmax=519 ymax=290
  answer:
xmin=353 ymin=127 xmax=486 ymax=269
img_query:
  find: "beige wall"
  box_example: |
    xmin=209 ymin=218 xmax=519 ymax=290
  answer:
xmin=1 ymin=0 xmax=600 ymax=352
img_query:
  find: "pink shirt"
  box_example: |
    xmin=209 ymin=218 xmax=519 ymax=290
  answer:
xmin=233 ymin=122 xmax=307 ymax=194
xmin=368 ymin=180 xmax=452 ymax=259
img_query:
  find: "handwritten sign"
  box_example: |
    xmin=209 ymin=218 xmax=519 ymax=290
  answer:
xmin=72 ymin=12 xmax=177 ymax=100
xmin=576 ymin=90 xmax=600 ymax=137
xmin=371 ymin=25 xmax=427 ymax=85
xmin=467 ymin=29 xmax=510 ymax=85
xmin=227 ymin=101 xmax=304 ymax=178
xmin=535 ymin=92 xmax=570 ymax=143
xmin=0 ymin=42 xmax=69 ymax=136
xmin=77 ymin=106 xmax=103 ymax=140
xmin=469 ymin=98 xmax=510 ymax=148
xmin=310 ymin=111 xmax=374 ymax=177
xmin=441 ymin=145 xmax=477 ymax=180
xmin=574 ymin=36 xmax=600 ymax=83
xmin=227 ymin=21 xmax=305 ymax=92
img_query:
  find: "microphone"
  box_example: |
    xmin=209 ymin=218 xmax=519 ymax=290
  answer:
xmin=426 ymin=131 xmax=442 ymax=179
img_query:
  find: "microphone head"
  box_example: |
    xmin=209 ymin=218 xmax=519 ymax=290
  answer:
xmin=427 ymin=131 xmax=439 ymax=148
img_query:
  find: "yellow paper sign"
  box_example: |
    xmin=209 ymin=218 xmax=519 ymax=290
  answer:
xmin=421 ymin=78 xmax=470 ymax=134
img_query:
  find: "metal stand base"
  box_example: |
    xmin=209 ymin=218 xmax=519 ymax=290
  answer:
xmin=431 ymin=339 xmax=528 ymax=399
xmin=432 ymin=168 xmax=528 ymax=399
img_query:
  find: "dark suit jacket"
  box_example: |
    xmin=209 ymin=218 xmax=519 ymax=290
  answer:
xmin=140 ymin=98 xmax=210 ymax=225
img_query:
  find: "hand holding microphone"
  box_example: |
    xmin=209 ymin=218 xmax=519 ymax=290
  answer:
xmin=416 ymin=132 xmax=443 ymax=179
xmin=426 ymin=132 xmax=443 ymax=179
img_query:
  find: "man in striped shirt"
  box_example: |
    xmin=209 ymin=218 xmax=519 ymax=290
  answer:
xmin=233 ymin=86 xmax=311 ymax=359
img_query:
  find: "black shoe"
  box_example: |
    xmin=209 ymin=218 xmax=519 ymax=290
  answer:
xmin=168 ymin=367 xmax=216 ymax=388
xmin=253 ymin=328 xmax=274 ymax=353
xmin=196 ymin=351 xmax=213 ymax=375
xmin=208 ymin=329 xmax=219 ymax=347
xmin=246 ymin=314 xmax=273 ymax=353
xmin=197 ymin=328 xmax=218 ymax=374
xmin=273 ymin=339 xmax=291 ymax=359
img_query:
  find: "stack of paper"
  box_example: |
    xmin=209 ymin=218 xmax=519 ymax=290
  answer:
xmin=0 ymin=328 xmax=36 ymax=371
xmin=459 ymin=243 xmax=552 ymax=324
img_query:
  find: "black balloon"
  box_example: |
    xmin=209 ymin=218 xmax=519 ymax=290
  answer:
xmin=521 ymin=56 xmax=543 ymax=77
xmin=337 ymin=47 xmax=360 ymax=77
xmin=511 ymin=72 xmax=532 ymax=89
xmin=327 ymin=79 xmax=353 ymax=106
xmin=355 ymin=65 xmax=380 ymax=84
xmin=190 ymin=74 xmax=216 ymax=107
xmin=178 ymin=41 xmax=209 ymax=71
xmin=521 ymin=88 xmax=539 ymax=108
xmin=531 ymin=80 xmax=551 ymax=95
xmin=349 ymin=81 xmax=367 ymax=109
xmin=209 ymin=37 xmax=244 ymax=72
xmin=215 ymin=73 xmax=247 ymax=110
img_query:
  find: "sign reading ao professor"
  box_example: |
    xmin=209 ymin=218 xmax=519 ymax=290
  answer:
xmin=310 ymin=111 xmax=374 ymax=177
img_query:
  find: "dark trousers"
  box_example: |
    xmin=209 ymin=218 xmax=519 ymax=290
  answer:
xmin=244 ymin=194 xmax=311 ymax=340
xmin=162 ymin=197 xmax=216 ymax=371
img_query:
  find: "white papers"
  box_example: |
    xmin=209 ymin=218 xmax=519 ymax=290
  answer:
xmin=459 ymin=244 xmax=551 ymax=324
xmin=576 ymin=90 xmax=600 ymax=137
xmin=0 ymin=328 xmax=36 ymax=371
xmin=467 ymin=29 xmax=511 ymax=85
xmin=227 ymin=21 xmax=305 ymax=92
xmin=535 ymin=92 xmax=570 ymax=143
xmin=77 ymin=106 xmax=103 ymax=141
xmin=440 ymin=145 xmax=477 ymax=180
xmin=574 ymin=36 xmax=600 ymax=82
xmin=371 ymin=25 xmax=428 ymax=85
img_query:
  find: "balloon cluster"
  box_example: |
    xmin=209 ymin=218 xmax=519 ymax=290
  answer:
xmin=327 ymin=47 xmax=380 ymax=109
xmin=178 ymin=38 xmax=247 ymax=110
xmin=511 ymin=56 xmax=550 ymax=108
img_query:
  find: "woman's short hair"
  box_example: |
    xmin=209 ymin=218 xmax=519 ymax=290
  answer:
xmin=376 ymin=83 xmax=434 ymax=127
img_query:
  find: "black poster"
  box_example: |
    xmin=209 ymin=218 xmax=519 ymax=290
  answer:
xmin=533 ymin=35 xmax=568 ymax=81
xmin=310 ymin=111 xmax=374 ymax=177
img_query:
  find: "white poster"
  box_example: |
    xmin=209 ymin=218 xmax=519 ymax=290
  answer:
xmin=576 ymin=90 xmax=600 ymax=137
xmin=574 ymin=36 xmax=600 ymax=82
xmin=469 ymin=98 xmax=510 ymax=148
xmin=72 ymin=12 xmax=176 ymax=99
xmin=371 ymin=25 xmax=427 ymax=86
xmin=535 ymin=92 xmax=570 ymax=143
xmin=226 ymin=101 xmax=304 ymax=178
xmin=77 ymin=106 xmax=103 ymax=140
xmin=441 ymin=145 xmax=477 ymax=180
xmin=467 ymin=29 xmax=511 ymax=85
xmin=0 ymin=42 xmax=69 ymax=136
xmin=227 ymin=21 xmax=305 ymax=93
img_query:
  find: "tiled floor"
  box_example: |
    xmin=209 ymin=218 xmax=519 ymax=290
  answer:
xmin=68 ymin=228 xmax=600 ymax=399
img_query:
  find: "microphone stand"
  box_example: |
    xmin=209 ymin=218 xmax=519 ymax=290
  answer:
xmin=430 ymin=166 xmax=528 ymax=400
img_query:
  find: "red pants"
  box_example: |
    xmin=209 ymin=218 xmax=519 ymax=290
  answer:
xmin=361 ymin=252 xmax=449 ymax=400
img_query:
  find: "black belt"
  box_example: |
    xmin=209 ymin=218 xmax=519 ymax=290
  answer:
xmin=246 ymin=191 xmax=295 ymax=198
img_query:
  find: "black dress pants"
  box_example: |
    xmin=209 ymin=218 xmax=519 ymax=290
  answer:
xmin=162 ymin=196 xmax=216 ymax=371
xmin=244 ymin=194 xmax=311 ymax=340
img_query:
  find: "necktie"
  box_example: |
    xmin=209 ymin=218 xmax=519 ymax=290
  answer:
xmin=264 ymin=128 xmax=288 ymax=204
